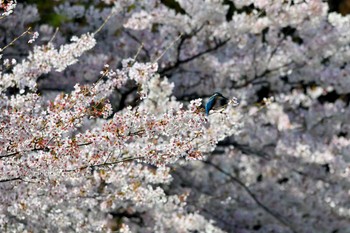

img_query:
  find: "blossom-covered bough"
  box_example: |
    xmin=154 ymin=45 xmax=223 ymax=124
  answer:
xmin=1 ymin=0 xmax=350 ymax=232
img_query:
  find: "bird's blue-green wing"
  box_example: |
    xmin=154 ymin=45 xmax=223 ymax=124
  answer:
xmin=205 ymin=96 xmax=216 ymax=115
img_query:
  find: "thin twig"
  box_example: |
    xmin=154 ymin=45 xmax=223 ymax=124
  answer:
xmin=1 ymin=27 xmax=31 ymax=52
xmin=103 ymin=151 xmax=113 ymax=164
xmin=0 ymin=151 xmax=19 ymax=159
xmin=64 ymin=156 xmax=144 ymax=172
xmin=0 ymin=177 xmax=22 ymax=183
xmin=0 ymin=141 xmax=92 ymax=159
xmin=94 ymin=11 xmax=114 ymax=35
xmin=152 ymin=34 xmax=183 ymax=64
xmin=94 ymin=69 xmax=108 ymax=84
xmin=133 ymin=43 xmax=144 ymax=61
xmin=123 ymin=30 xmax=151 ymax=59
xmin=48 ymin=27 xmax=59 ymax=44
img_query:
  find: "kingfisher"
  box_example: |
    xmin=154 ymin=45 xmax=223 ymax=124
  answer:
xmin=205 ymin=92 xmax=229 ymax=115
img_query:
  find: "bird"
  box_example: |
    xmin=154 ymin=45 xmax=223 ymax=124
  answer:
xmin=205 ymin=92 xmax=229 ymax=115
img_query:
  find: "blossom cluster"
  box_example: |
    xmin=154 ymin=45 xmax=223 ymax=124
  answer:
xmin=0 ymin=0 xmax=16 ymax=17
xmin=0 ymin=15 xmax=239 ymax=231
xmin=1 ymin=0 xmax=350 ymax=232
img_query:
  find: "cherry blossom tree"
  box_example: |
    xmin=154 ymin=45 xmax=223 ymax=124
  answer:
xmin=1 ymin=0 xmax=350 ymax=232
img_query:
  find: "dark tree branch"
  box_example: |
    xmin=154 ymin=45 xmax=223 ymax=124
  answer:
xmin=63 ymin=156 xmax=144 ymax=172
xmin=0 ymin=142 xmax=92 ymax=159
xmin=160 ymin=38 xmax=230 ymax=74
xmin=218 ymin=138 xmax=339 ymax=185
xmin=203 ymin=160 xmax=298 ymax=233
xmin=0 ymin=177 xmax=22 ymax=183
